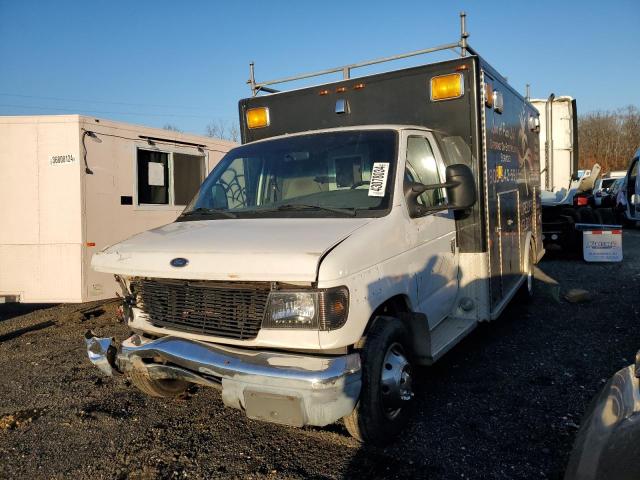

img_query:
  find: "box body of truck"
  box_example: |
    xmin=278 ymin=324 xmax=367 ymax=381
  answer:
xmin=0 ymin=115 xmax=233 ymax=303
xmin=85 ymin=33 xmax=543 ymax=444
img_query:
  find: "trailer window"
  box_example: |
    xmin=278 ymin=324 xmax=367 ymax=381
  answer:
xmin=174 ymin=153 xmax=205 ymax=205
xmin=405 ymin=136 xmax=446 ymax=208
xmin=136 ymin=149 xmax=205 ymax=206
xmin=137 ymin=150 xmax=169 ymax=204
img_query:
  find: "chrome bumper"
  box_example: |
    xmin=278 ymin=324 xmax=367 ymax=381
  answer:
xmin=84 ymin=332 xmax=361 ymax=427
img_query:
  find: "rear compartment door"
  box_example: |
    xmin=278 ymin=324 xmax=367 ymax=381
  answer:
xmin=497 ymin=190 xmax=520 ymax=295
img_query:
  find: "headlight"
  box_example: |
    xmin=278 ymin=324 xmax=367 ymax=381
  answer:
xmin=263 ymin=287 xmax=349 ymax=330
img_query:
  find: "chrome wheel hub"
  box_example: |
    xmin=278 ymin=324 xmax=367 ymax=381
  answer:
xmin=380 ymin=342 xmax=413 ymax=418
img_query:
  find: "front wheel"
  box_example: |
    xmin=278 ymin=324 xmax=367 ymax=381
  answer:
xmin=344 ymin=316 xmax=415 ymax=445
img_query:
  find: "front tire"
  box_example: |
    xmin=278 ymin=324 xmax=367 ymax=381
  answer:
xmin=344 ymin=317 xmax=415 ymax=445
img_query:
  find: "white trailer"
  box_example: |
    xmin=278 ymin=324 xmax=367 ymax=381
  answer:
xmin=0 ymin=115 xmax=235 ymax=303
xmin=531 ymin=96 xmax=578 ymax=194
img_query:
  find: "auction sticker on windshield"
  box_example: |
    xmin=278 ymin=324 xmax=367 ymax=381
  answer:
xmin=368 ymin=162 xmax=390 ymax=197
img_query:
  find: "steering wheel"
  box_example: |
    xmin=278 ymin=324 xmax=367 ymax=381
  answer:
xmin=350 ymin=180 xmax=370 ymax=189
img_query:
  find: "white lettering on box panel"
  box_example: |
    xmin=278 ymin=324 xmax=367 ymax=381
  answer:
xmin=49 ymin=154 xmax=76 ymax=166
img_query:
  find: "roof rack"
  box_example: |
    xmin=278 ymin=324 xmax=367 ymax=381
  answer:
xmin=247 ymin=12 xmax=476 ymax=96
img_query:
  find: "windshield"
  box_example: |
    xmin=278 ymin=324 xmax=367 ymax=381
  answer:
xmin=180 ymin=130 xmax=397 ymax=219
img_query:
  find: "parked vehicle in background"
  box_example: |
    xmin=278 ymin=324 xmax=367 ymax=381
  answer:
xmin=531 ymin=95 xmax=619 ymax=254
xmin=602 ymin=177 xmax=624 ymax=209
xmin=618 ymin=148 xmax=640 ymax=225
xmin=594 ymin=173 xmax=624 ymax=207
xmin=564 ymin=352 xmax=640 ymax=480
xmin=84 ymin=14 xmax=543 ymax=445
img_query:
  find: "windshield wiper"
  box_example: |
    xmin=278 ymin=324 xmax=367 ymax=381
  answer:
xmin=181 ymin=207 xmax=237 ymax=219
xmin=273 ymin=203 xmax=357 ymax=216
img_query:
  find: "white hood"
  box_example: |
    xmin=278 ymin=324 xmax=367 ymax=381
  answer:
xmin=92 ymin=218 xmax=372 ymax=282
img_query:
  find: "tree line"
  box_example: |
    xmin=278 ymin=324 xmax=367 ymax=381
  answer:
xmin=163 ymin=120 xmax=240 ymax=142
xmin=578 ymin=105 xmax=640 ymax=173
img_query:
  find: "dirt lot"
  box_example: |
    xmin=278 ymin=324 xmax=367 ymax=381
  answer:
xmin=1 ymin=231 xmax=639 ymax=480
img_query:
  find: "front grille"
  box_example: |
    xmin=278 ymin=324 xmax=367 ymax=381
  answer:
xmin=133 ymin=279 xmax=270 ymax=340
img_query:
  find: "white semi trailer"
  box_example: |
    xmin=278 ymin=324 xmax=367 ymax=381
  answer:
xmin=531 ymin=96 xmax=616 ymax=253
xmin=531 ymin=95 xmax=578 ymax=195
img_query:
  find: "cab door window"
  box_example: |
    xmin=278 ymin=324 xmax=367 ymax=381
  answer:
xmin=404 ymin=136 xmax=446 ymax=208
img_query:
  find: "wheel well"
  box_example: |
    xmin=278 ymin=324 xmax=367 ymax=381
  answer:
xmin=362 ymin=295 xmax=411 ymax=336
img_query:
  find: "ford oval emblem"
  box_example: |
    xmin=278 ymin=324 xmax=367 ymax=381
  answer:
xmin=170 ymin=257 xmax=189 ymax=268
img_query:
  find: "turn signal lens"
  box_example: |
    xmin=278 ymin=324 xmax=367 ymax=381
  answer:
xmin=430 ymin=73 xmax=464 ymax=101
xmin=246 ymin=107 xmax=270 ymax=129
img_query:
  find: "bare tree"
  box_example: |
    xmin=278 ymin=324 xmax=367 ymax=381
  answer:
xmin=163 ymin=124 xmax=182 ymax=133
xmin=205 ymin=119 xmax=240 ymax=142
xmin=578 ymin=106 xmax=640 ymax=172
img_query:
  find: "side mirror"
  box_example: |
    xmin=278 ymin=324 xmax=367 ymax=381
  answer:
xmin=444 ymin=164 xmax=476 ymax=210
xmin=404 ymin=163 xmax=476 ymax=218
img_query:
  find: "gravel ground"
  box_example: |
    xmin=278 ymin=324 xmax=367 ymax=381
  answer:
xmin=1 ymin=230 xmax=639 ymax=480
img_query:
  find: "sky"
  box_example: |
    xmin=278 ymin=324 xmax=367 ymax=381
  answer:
xmin=0 ymin=0 xmax=638 ymax=136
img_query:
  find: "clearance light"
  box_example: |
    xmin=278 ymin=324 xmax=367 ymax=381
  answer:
xmin=319 ymin=89 xmax=330 ymax=96
xmin=485 ymin=82 xmax=494 ymax=108
xmin=353 ymin=83 xmax=366 ymax=90
xmin=336 ymin=86 xmax=347 ymax=93
xmin=430 ymin=73 xmax=464 ymax=101
xmin=246 ymin=107 xmax=270 ymax=129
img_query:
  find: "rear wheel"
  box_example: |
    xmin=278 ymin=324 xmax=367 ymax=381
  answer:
xmin=344 ymin=317 xmax=415 ymax=445
xmin=129 ymin=370 xmax=188 ymax=398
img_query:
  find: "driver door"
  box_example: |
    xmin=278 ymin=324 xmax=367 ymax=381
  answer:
xmin=402 ymin=131 xmax=459 ymax=328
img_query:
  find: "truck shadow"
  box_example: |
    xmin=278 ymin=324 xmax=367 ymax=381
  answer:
xmin=338 ymin=259 xmax=573 ymax=479
xmin=0 ymin=303 xmax=56 ymax=323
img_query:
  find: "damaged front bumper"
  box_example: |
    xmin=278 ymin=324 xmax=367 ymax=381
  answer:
xmin=84 ymin=332 xmax=361 ymax=427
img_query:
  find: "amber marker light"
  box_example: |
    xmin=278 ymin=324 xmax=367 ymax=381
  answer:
xmin=319 ymin=89 xmax=330 ymax=96
xmin=336 ymin=86 xmax=347 ymax=93
xmin=485 ymin=82 xmax=494 ymax=108
xmin=353 ymin=83 xmax=366 ymax=90
xmin=332 ymin=298 xmax=346 ymax=316
xmin=430 ymin=73 xmax=464 ymax=101
xmin=246 ymin=107 xmax=270 ymax=129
